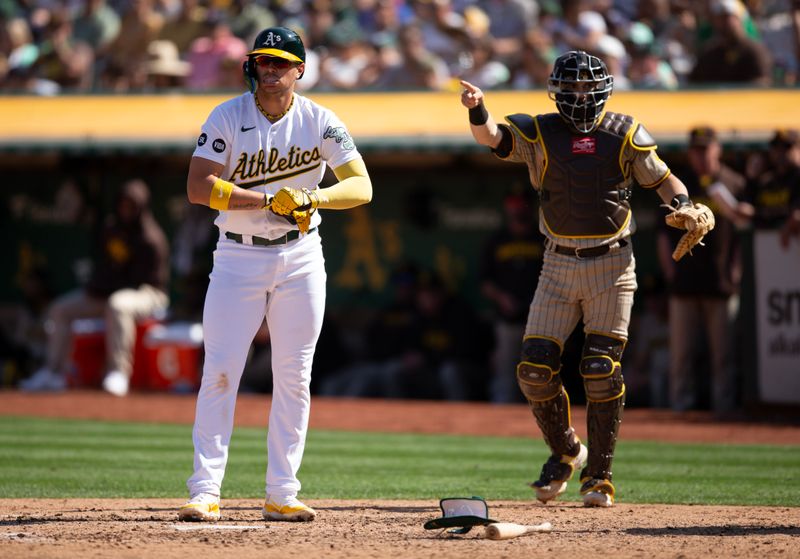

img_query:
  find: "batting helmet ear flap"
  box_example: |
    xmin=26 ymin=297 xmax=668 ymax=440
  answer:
xmin=243 ymin=58 xmax=257 ymax=93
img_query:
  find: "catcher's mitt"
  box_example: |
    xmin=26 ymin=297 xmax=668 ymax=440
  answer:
xmin=269 ymin=187 xmax=319 ymax=234
xmin=665 ymin=202 xmax=715 ymax=261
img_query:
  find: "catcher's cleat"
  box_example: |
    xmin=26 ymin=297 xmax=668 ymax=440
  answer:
xmin=580 ymin=478 xmax=615 ymax=508
xmin=263 ymin=495 xmax=317 ymax=522
xmin=531 ymin=443 xmax=588 ymax=503
xmin=178 ymin=493 xmax=221 ymax=522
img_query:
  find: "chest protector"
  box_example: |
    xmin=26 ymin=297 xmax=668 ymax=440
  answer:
xmin=509 ymin=112 xmax=634 ymax=238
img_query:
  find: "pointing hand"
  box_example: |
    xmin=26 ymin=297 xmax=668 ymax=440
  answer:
xmin=460 ymin=80 xmax=484 ymax=109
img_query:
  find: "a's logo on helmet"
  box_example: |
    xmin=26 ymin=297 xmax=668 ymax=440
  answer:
xmin=263 ymin=31 xmax=282 ymax=47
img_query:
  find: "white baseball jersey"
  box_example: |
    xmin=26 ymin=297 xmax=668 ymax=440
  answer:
xmin=193 ymin=92 xmax=361 ymax=238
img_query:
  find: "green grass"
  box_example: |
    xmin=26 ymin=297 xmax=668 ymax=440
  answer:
xmin=1 ymin=416 xmax=797 ymax=506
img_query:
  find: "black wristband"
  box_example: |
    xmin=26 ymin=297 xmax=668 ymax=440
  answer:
xmin=670 ymin=193 xmax=691 ymax=210
xmin=468 ymin=103 xmax=489 ymax=125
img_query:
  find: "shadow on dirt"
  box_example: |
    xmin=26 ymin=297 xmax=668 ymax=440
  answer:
xmin=626 ymin=525 xmax=800 ymax=536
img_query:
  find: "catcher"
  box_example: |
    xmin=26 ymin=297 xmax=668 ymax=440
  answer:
xmin=460 ymin=50 xmax=713 ymax=507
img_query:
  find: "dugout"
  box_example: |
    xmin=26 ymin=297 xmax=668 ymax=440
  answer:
xmin=1 ymin=89 xmax=798 ymax=408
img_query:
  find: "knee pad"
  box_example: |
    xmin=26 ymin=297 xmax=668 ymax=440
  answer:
xmin=580 ymin=333 xmax=625 ymax=402
xmin=517 ymin=336 xmax=563 ymax=402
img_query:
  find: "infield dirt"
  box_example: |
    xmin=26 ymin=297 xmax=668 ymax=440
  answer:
xmin=2 ymin=391 xmax=799 ymax=558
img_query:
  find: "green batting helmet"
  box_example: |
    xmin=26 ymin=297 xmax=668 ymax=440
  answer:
xmin=248 ymin=27 xmax=306 ymax=63
xmin=243 ymin=27 xmax=306 ymax=92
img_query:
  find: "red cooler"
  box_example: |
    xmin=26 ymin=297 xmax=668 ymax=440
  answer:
xmin=69 ymin=318 xmax=162 ymax=388
xmin=141 ymin=322 xmax=203 ymax=392
xmin=68 ymin=318 xmax=106 ymax=388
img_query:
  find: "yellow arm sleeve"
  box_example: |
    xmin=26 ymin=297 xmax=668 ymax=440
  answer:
xmin=313 ymin=158 xmax=372 ymax=209
xmin=209 ymin=178 xmax=234 ymax=210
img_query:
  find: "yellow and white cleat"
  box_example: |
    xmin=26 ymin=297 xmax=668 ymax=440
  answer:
xmin=178 ymin=493 xmax=221 ymax=522
xmin=580 ymin=478 xmax=615 ymax=508
xmin=531 ymin=443 xmax=588 ymax=503
xmin=263 ymin=494 xmax=317 ymax=522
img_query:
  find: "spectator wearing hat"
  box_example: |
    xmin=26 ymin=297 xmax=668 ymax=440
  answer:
xmin=689 ymin=0 xmax=772 ymax=86
xmin=741 ymin=129 xmax=800 ymax=240
xmin=144 ymin=39 xmax=191 ymax=89
xmin=657 ymin=125 xmax=746 ymax=415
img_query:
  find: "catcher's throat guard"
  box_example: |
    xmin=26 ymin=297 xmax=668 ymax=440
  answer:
xmin=423 ymin=497 xmax=497 ymax=534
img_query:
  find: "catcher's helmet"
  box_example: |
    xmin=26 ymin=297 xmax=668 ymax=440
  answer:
xmin=547 ymin=50 xmax=614 ymax=134
xmin=243 ymin=26 xmax=306 ymax=92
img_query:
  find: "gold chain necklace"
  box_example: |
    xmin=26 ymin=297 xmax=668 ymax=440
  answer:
xmin=255 ymin=94 xmax=294 ymax=122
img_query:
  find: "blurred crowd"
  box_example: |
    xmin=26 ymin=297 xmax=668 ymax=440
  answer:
xmin=1 ymin=0 xmax=798 ymax=94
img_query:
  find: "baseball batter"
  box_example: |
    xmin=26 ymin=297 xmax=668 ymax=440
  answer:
xmin=178 ymin=26 xmax=372 ymax=522
xmin=461 ymin=50 xmax=713 ymax=507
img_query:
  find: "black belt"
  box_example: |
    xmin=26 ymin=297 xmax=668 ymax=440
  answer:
xmin=225 ymin=228 xmax=316 ymax=247
xmin=552 ymin=238 xmax=628 ymax=258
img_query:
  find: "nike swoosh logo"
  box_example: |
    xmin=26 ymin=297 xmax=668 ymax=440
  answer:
xmin=241 ymin=126 xmax=256 ymax=132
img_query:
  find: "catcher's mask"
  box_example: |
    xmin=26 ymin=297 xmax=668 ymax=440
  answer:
xmin=548 ymin=50 xmax=614 ymax=134
xmin=243 ymin=26 xmax=306 ymax=93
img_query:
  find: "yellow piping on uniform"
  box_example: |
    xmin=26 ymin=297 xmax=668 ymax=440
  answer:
xmin=619 ymin=121 xmax=633 ymax=180
xmin=580 ymin=355 xmax=618 ymax=378
xmin=564 ymin=388 xmax=573 ymax=425
xmin=517 ymin=361 xmax=559 ymax=377
xmin=623 ymin=120 xmax=669 ymax=188
xmin=585 ymin=330 xmax=628 ymax=348
xmin=587 ymin=384 xmax=626 ymax=403
xmin=505 ymin=116 xmax=539 ymax=142
xmin=534 ymin=116 xmax=548 ymax=183
xmin=641 ymin=167 xmax=671 ymax=189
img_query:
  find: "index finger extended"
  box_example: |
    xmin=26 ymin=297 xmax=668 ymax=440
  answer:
xmin=460 ymin=80 xmax=478 ymax=93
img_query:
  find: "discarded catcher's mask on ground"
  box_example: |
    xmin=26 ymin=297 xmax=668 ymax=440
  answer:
xmin=423 ymin=497 xmax=497 ymax=534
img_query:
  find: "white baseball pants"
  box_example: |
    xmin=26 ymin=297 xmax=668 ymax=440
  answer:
xmin=187 ymin=230 xmax=326 ymax=499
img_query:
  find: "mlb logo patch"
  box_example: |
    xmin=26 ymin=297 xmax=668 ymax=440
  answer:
xmin=572 ymin=137 xmax=596 ymax=154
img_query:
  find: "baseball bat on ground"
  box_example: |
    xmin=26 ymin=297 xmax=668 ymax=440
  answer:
xmin=484 ymin=521 xmax=553 ymax=540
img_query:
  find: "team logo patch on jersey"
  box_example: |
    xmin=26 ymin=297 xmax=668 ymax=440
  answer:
xmin=212 ymin=139 xmax=227 ymax=153
xmin=572 ymin=137 xmax=596 ymax=154
xmin=323 ymin=126 xmax=355 ymax=150
xmin=197 ymin=133 xmax=207 ymax=146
